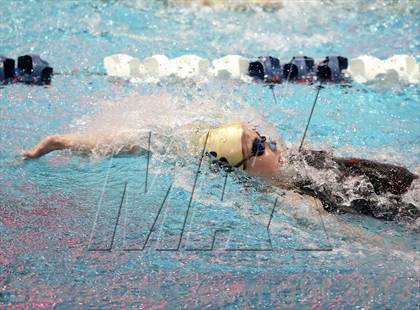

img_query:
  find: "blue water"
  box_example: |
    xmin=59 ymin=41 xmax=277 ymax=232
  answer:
xmin=1 ymin=0 xmax=419 ymax=308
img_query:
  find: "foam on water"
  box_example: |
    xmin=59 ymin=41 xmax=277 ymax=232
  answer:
xmin=68 ymin=92 xmax=284 ymax=157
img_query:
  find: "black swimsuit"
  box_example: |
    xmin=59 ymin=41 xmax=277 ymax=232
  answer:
xmin=292 ymin=150 xmax=419 ymax=221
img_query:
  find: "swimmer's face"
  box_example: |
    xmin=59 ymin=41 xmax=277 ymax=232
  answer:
xmin=241 ymin=124 xmax=282 ymax=177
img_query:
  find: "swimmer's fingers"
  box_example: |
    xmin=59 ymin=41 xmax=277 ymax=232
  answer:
xmin=22 ymin=149 xmax=36 ymax=159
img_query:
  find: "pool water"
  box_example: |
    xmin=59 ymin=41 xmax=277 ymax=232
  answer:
xmin=1 ymin=0 xmax=419 ymax=308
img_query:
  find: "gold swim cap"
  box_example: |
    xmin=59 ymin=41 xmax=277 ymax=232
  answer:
xmin=199 ymin=122 xmax=244 ymax=167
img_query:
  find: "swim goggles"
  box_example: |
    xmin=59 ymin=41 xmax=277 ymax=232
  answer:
xmin=233 ymin=132 xmax=277 ymax=168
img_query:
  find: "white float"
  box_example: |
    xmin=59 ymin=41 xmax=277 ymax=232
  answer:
xmin=347 ymin=55 xmax=386 ymax=83
xmin=211 ymin=55 xmax=249 ymax=79
xmin=408 ymin=63 xmax=419 ymax=84
xmin=103 ymin=54 xmax=143 ymax=78
xmin=171 ymin=55 xmax=209 ymax=78
xmin=143 ymin=54 xmax=174 ymax=77
xmin=383 ymin=55 xmax=417 ymax=79
xmin=347 ymin=54 xmax=419 ymax=84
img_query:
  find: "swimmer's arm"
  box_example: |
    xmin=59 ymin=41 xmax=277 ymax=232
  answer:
xmin=23 ymin=134 xmax=100 ymax=159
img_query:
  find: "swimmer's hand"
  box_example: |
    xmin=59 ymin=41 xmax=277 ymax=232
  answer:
xmin=22 ymin=149 xmax=38 ymax=159
xmin=21 ymin=135 xmax=65 ymax=159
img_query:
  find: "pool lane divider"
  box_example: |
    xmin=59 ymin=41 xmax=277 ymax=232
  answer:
xmin=103 ymin=53 xmax=419 ymax=85
xmin=3 ymin=53 xmax=416 ymax=86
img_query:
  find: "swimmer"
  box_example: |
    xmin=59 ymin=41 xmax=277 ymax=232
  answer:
xmin=23 ymin=122 xmax=418 ymax=221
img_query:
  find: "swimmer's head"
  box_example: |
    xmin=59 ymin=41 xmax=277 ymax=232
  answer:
xmin=240 ymin=123 xmax=282 ymax=176
xmin=198 ymin=122 xmax=282 ymax=176
xmin=199 ymin=122 xmax=244 ymax=168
